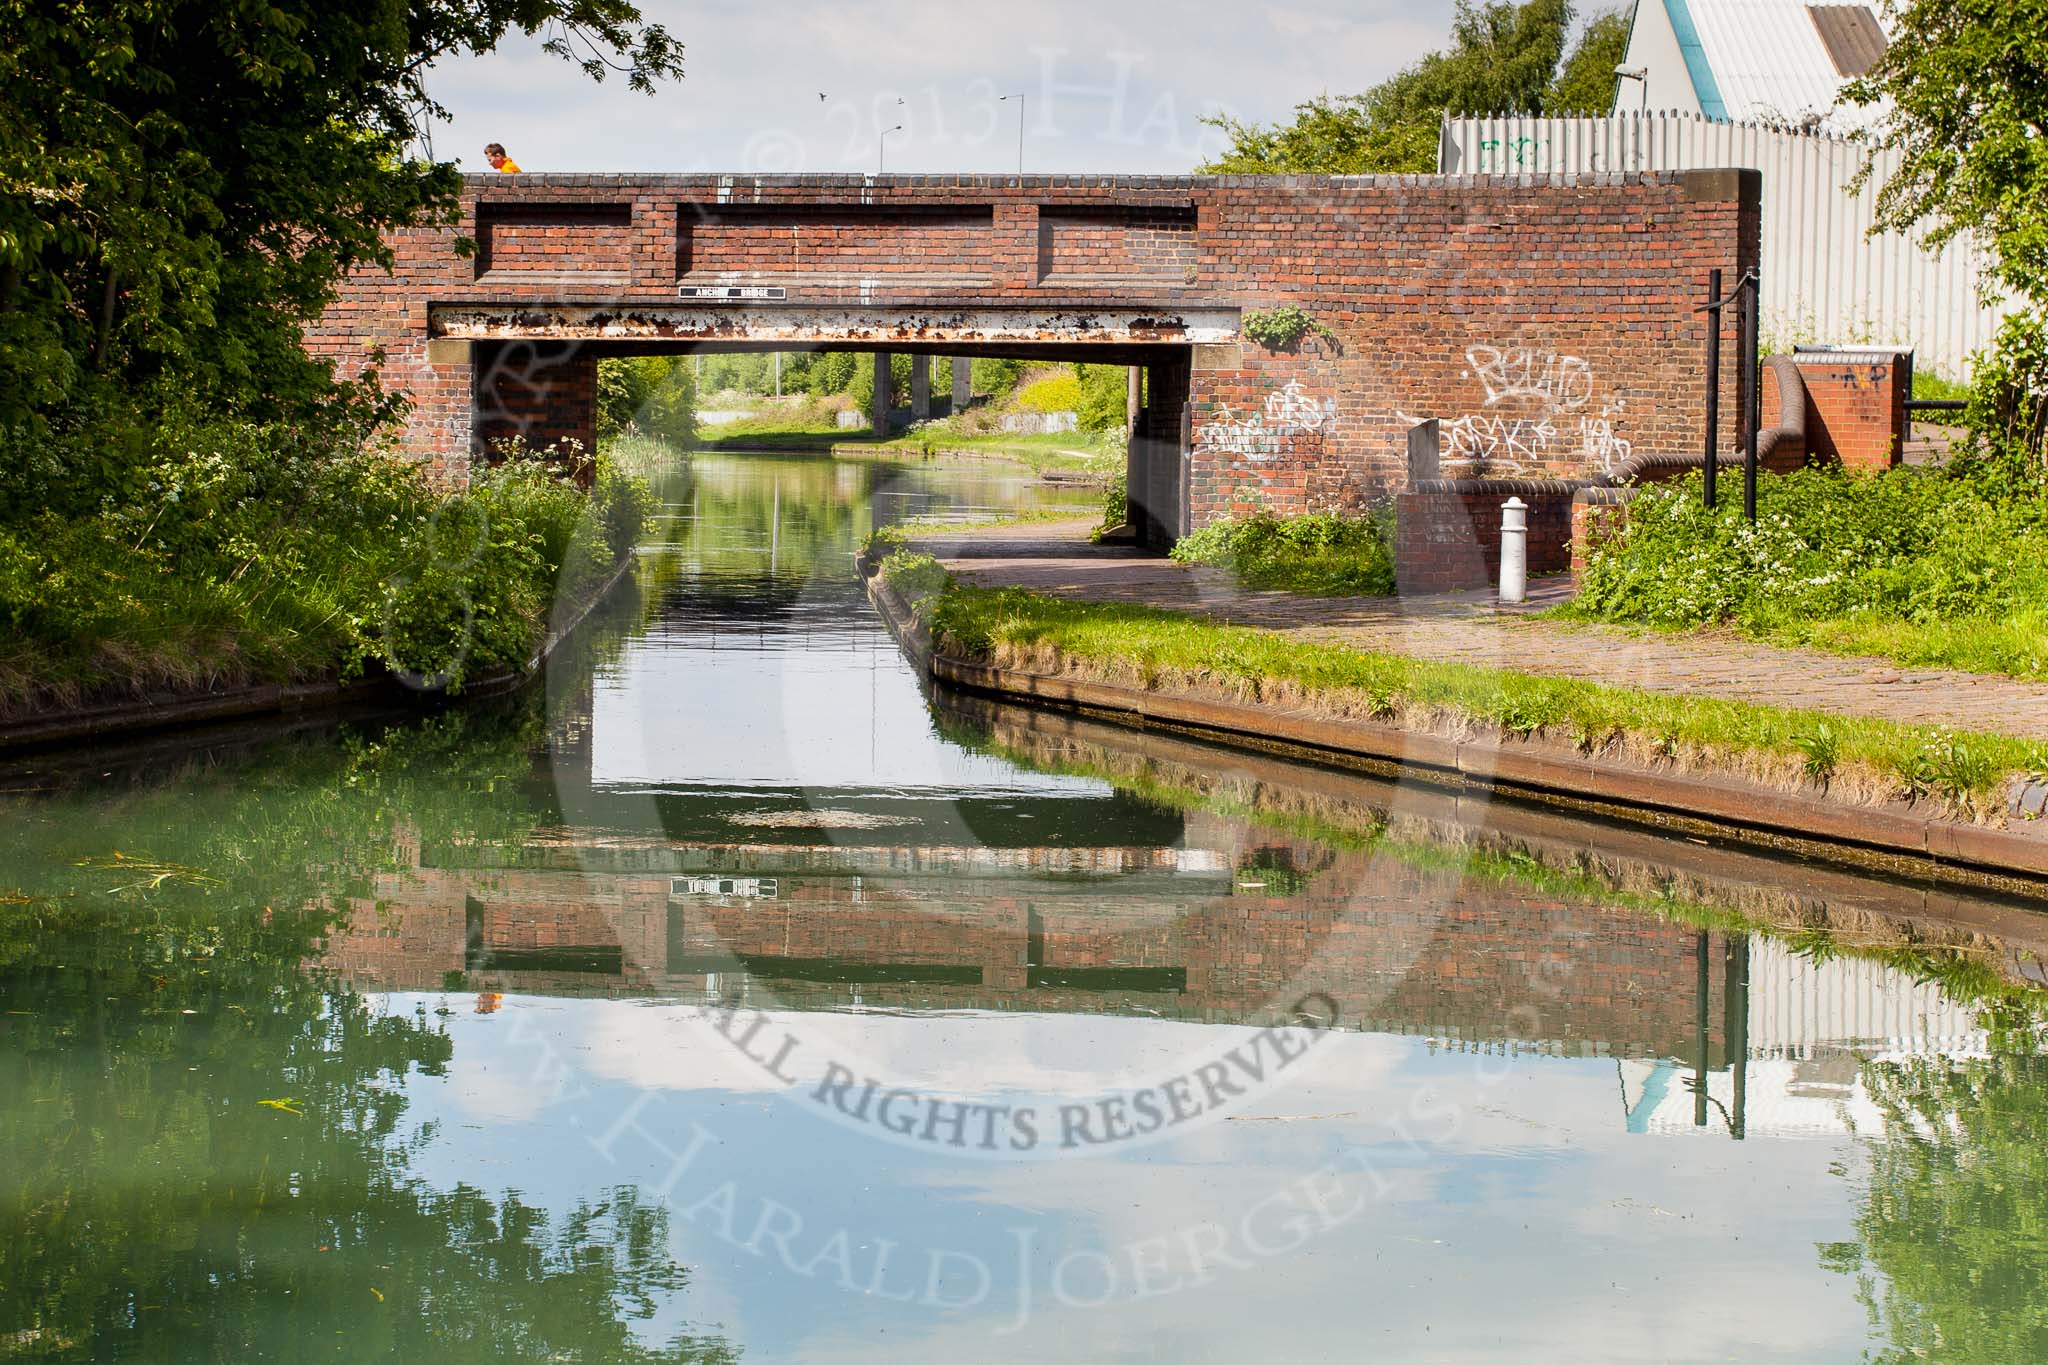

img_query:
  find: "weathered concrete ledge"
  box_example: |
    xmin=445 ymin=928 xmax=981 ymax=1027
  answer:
xmin=0 ymin=554 xmax=637 ymax=755
xmin=862 ymin=566 xmax=2048 ymax=886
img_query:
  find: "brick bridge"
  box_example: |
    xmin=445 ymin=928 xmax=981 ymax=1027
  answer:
xmin=307 ymin=170 xmax=1758 ymax=546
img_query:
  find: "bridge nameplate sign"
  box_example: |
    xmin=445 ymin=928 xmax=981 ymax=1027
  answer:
xmin=678 ymin=285 xmax=787 ymax=301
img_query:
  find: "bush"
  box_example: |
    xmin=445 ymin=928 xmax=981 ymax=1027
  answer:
xmin=1960 ymin=313 xmax=2048 ymax=492
xmin=1577 ymin=467 xmax=2048 ymax=627
xmin=0 ymin=415 xmax=651 ymax=710
xmin=1573 ymin=466 xmax=2048 ymax=675
xmin=1012 ymin=370 xmax=1083 ymax=414
xmin=1170 ymin=509 xmax=1396 ymax=596
xmin=1075 ymin=364 xmax=1132 ymax=432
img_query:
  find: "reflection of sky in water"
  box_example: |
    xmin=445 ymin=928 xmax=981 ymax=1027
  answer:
xmin=394 ymin=994 xmax=1871 ymax=1362
xmin=590 ymin=454 xmax=1103 ymax=795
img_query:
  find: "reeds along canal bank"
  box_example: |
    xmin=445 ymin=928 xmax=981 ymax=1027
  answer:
xmin=861 ymin=550 xmax=2048 ymax=885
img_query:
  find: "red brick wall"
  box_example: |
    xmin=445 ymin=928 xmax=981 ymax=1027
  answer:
xmin=1036 ymin=207 xmax=1198 ymax=283
xmin=681 ymin=204 xmax=997 ymax=281
xmin=1792 ymin=352 xmax=1906 ymax=472
xmin=474 ymin=341 xmax=597 ymax=467
xmin=478 ymin=202 xmax=635 ymax=282
xmin=1395 ymin=487 xmax=1575 ymax=593
xmin=307 ymin=171 xmax=1756 ymax=497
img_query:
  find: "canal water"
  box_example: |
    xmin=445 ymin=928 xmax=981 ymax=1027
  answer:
xmin=4 ymin=451 xmax=2047 ymax=1361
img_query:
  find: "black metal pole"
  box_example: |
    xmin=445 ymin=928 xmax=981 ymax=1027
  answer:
xmin=1740 ymin=270 xmax=1760 ymax=523
xmin=1703 ymin=268 xmax=1721 ymax=510
xmin=1725 ymin=935 xmax=1749 ymax=1141
xmin=1693 ymin=930 xmax=1711 ymax=1128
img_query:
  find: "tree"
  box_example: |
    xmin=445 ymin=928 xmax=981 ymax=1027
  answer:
xmin=1198 ymin=0 xmax=1592 ymax=174
xmin=1846 ymin=0 xmax=2048 ymax=306
xmin=1825 ymin=1046 xmax=2048 ymax=1361
xmin=1546 ymin=8 xmax=1632 ymax=115
xmin=0 ymin=1 xmax=684 ymax=432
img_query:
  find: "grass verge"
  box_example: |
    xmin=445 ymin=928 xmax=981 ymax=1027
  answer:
xmin=909 ymin=574 xmax=2048 ymax=817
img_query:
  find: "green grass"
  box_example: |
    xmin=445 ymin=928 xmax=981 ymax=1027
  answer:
xmin=865 ymin=428 xmax=1120 ymax=474
xmin=1170 ymin=509 xmax=1395 ymax=596
xmin=1913 ymin=369 xmax=1972 ymax=404
xmin=920 ymin=579 xmax=2048 ymax=806
xmin=1762 ymin=611 xmax=2048 ymax=680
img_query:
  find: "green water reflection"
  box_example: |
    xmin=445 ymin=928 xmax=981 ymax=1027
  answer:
xmin=3 ymin=450 xmax=2047 ymax=1361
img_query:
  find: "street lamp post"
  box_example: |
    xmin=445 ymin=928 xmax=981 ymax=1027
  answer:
xmin=998 ymin=92 xmax=1025 ymax=174
xmin=878 ymin=123 xmax=903 ymax=175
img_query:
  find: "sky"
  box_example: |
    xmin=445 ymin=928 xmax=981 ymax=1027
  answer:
xmin=423 ymin=0 xmax=1460 ymax=177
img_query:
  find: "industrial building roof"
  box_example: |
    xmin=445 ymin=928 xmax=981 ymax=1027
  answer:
xmin=1622 ymin=0 xmax=1889 ymax=128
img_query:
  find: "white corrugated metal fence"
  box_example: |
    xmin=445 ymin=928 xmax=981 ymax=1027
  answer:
xmin=1440 ymin=113 xmax=2008 ymax=377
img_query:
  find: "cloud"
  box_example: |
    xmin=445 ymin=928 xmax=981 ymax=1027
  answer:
xmin=424 ymin=0 xmax=1452 ymax=175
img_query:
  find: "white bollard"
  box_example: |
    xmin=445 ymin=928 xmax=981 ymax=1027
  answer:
xmin=1499 ymin=496 xmax=1528 ymax=604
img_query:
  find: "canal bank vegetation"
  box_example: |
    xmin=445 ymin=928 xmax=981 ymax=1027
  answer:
xmin=0 ymin=1 xmax=683 ymax=721
xmin=1170 ymin=508 xmax=1396 ymax=596
xmin=1574 ymin=316 xmax=2048 ymax=680
xmin=0 ymin=424 xmax=654 ymax=713
xmin=884 ymin=562 xmax=2048 ymax=817
xmin=1567 ymin=1 xmax=2048 ymax=684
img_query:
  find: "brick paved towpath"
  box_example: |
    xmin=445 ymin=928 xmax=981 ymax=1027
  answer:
xmin=914 ymin=523 xmax=2048 ymax=743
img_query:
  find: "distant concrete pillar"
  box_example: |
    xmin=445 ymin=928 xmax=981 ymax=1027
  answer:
xmin=951 ymin=357 xmax=972 ymax=412
xmin=871 ymin=350 xmax=893 ymax=435
xmin=1127 ymin=365 xmax=1142 ymax=433
xmin=910 ymin=355 xmax=931 ymax=421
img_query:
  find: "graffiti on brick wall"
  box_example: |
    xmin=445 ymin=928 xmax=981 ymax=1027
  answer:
xmin=1195 ymin=379 xmax=1337 ymax=462
xmin=1400 ymin=344 xmax=1633 ymax=477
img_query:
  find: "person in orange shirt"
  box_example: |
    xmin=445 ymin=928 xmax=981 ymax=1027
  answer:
xmin=484 ymin=142 xmax=522 ymax=172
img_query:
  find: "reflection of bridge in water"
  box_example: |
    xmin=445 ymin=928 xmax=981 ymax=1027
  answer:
xmin=330 ymin=699 xmax=2046 ymax=1142
xmin=333 ymin=813 xmax=1745 ymax=1060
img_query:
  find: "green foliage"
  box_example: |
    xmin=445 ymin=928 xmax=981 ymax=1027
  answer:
xmin=1098 ymin=469 xmax=1129 ymax=536
xmin=0 ymin=419 xmax=647 ymax=709
xmin=1241 ymin=305 xmax=1334 ymax=351
xmin=1913 ymin=368 xmax=1972 ymax=404
xmin=1171 ymin=510 xmax=1397 ymax=596
xmin=970 ymin=357 xmax=1029 ymax=401
xmin=1572 ymin=466 xmax=2048 ymax=677
xmin=1544 ymin=7 xmax=1631 ymax=114
xmin=1199 ymin=0 xmax=1577 ymax=173
xmin=924 ymin=585 xmax=2048 ymax=795
xmin=1961 ymin=312 xmax=2048 ymax=489
xmin=878 ymin=551 xmax=951 ymax=602
xmin=1013 ymin=370 xmax=1083 ymax=413
xmin=805 ymin=350 xmax=862 ymax=397
xmin=1074 ymin=363 xmax=1132 ymax=432
xmin=0 ymin=0 xmax=683 ymax=435
xmin=1846 ymin=0 xmax=2048 ymax=306
xmin=597 ymin=356 xmax=696 ymax=443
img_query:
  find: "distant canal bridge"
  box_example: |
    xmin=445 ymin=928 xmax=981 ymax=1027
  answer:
xmin=306 ymin=170 xmax=1758 ymax=546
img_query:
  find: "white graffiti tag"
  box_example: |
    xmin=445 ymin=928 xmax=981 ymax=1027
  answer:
xmin=1465 ymin=345 xmax=1594 ymax=412
xmin=1196 ymin=380 xmax=1337 ymax=463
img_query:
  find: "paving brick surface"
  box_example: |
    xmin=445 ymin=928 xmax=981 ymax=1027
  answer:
xmin=939 ymin=551 xmax=2048 ymax=743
